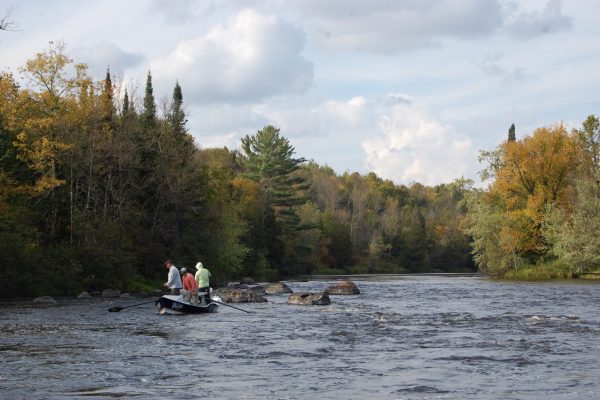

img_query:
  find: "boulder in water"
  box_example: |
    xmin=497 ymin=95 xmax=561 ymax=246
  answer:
xmin=226 ymin=287 xmax=267 ymax=303
xmin=326 ymin=280 xmax=360 ymax=295
xmin=288 ymin=292 xmax=330 ymax=306
xmin=77 ymin=292 xmax=91 ymax=299
xmin=263 ymin=282 xmax=293 ymax=295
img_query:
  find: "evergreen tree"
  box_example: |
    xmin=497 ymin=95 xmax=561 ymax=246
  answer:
xmin=122 ymin=89 xmax=130 ymax=116
xmin=508 ymin=123 xmax=516 ymax=142
xmin=240 ymin=125 xmax=309 ymax=273
xmin=170 ymin=81 xmax=187 ymax=135
xmin=142 ymin=71 xmax=156 ymax=128
xmin=241 ymin=125 xmax=308 ymax=220
xmin=100 ymin=67 xmax=114 ymax=123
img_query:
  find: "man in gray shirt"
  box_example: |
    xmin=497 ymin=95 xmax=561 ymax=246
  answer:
xmin=163 ymin=259 xmax=183 ymax=295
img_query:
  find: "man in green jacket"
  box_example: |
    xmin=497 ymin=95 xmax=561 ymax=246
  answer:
xmin=194 ymin=261 xmax=211 ymax=293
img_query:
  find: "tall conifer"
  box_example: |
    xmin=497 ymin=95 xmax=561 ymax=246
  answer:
xmin=122 ymin=89 xmax=130 ymax=116
xmin=142 ymin=71 xmax=156 ymax=128
xmin=170 ymin=81 xmax=187 ymax=136
xmin=101 ymin=67 xmax=114 ymax=123
xmin=508 ymin=123 xmax=516 ymax=142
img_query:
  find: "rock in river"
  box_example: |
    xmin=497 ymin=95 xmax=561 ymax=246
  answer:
xmin=226 ymin=286 xmax=268 ymax=303
xmin=263 ymin=282 xmax=293 ymax=295
xmin=288 ymin=292 xmax=330 ymax=306
xmin=326 ymin=280 xmax=360 ymax=295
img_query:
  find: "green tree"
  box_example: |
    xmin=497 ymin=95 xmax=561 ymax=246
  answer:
xmin=575 ymin=114 xmax=600 ymax=180
xmin=544 ymin=173 xmax=600 ymax=275
xmin=142 ymin=71 xmax=156 ymax=128
xmin=240 ymin=125 xmax=309 ymax=273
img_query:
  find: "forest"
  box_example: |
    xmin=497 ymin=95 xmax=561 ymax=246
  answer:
xmin=1 ymin=44 xmax=598 ymax=298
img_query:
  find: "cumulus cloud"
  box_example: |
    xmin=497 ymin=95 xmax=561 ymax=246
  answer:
xmin=150 ymin=9 xmax=313 ymax=104
xmin=506 ymin=0 xmax=572 ymax=38
xmin=291 ymin=0 xmax=504 ymax=52
xmin=362 ymin=104 xmax=473 ymax=185
xmin=71 ymin=42 xmax=145 ymax=79
xmin=192 ymin=92 xmax=472 ymax=185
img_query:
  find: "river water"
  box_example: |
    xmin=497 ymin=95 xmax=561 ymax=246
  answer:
xmin=1 ymin=275 xmax=600 ymax=399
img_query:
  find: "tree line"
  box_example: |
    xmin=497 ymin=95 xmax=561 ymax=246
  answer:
xmin=0 ymin=44 xmax=476 ymax=298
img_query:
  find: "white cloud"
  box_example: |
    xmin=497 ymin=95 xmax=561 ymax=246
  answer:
xmin=362 ymin=104 xmax=473 ymax=185
xmin=150 ymin=9 xmax=313 ymax=104
xmin=189 ymin=92 xmax=474 ymax=185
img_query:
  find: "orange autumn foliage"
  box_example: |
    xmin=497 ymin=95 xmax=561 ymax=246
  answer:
xmin=489 ymin=123 xmax=579 ymax=254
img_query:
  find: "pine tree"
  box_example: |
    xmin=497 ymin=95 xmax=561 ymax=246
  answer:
xmin=241 ymin=125 xmax=308 ymax=213
xmin=100 ymin=67 xmax=114 ymax=123
xmin=240 ymin=125 xmax=309 ymax=273
xmin=142 ymin=71 xmax=156 ymax=128
xmin=508 ymin=123 xmax=516 ymax=142
xmin=170 ymin=81 xmax=187 ymax=137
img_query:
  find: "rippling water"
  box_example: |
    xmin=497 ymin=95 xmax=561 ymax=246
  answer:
xmin=2 ymin=275 xmax=600 ymax=399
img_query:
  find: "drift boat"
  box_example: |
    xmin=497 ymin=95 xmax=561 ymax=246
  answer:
xmin=155 ymin=293 xmax=222 ymax=315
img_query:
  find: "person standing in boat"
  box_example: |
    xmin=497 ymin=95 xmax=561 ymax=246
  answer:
xmin=163 ymin=259 xmax=183 ymax=295
xmin=180 ymin=268 xmax=199 ymax=305
xmin=194 ymin=261 xmax=211 ymax=296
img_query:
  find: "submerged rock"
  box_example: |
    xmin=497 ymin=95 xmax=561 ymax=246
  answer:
xmin=326 ymin=280 xmax=360 ymax=295
xmin=288 ymin=292 xmax=330 ymax=306
xmin=263 ymin=282 xmax=293 ymax=295
xmin=101 ymin=289 xmax=121 ymax=298
xmin=33 ymin=296 xmax=57 ymax=304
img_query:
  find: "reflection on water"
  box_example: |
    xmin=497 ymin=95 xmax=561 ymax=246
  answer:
xmin=1 ymin=275 xmax=600 ymax=399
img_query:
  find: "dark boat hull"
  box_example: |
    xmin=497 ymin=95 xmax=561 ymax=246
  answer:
xmin=155 ymin=295 xmax=218 ymax=314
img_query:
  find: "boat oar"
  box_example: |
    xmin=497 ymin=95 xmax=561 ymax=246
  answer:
xmin=108 ymin=299 xmax=158 ymax=312
xmin=210 ymin=299 xmax=253 ymax=313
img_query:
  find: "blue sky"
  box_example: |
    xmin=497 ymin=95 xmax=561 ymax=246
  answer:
xmin=1 ymin=0 xmax=599 ymax=186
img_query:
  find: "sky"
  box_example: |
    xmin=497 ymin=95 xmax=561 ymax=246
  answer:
xmin=1 ymin=0 xmax=599 ymax=186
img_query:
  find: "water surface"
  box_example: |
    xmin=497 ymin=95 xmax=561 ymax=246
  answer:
xmin=1 ymin=275 xmax=600 ymax=399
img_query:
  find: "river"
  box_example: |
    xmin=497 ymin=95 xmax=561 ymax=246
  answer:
xmin=1 ymin=275 xmax=600 ymax=399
